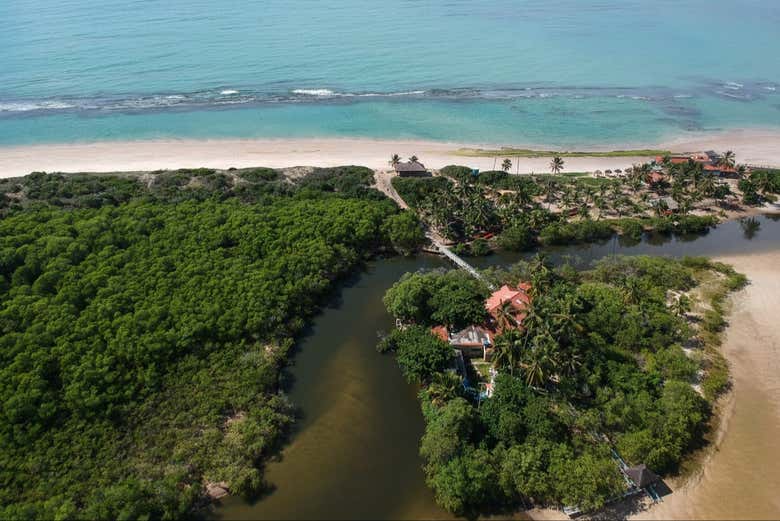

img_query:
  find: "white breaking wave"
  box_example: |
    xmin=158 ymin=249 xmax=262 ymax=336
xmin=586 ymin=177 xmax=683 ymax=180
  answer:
xmin=380 ymin=90 xmax=426 ymax=97
xmin=291 ymin=88 xmax=426 ymax=98
xmin=0 ymin=101 xmax=76 ymax=112
xmin=220 ymin=89 xmax=239 ymax=95
xmin=292 ymin=88 xmax=337 ymax=97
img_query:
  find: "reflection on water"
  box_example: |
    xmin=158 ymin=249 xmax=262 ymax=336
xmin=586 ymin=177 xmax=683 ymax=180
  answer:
xmin=216 ymin=215 xmax=780 ymax=520
xmin=472 ymin=215 xmax=780 ymax=270
xmin=214 ymin=256 xmax=455 ymax=520
xmin=739 ymin=217 xmax=761 ymax=240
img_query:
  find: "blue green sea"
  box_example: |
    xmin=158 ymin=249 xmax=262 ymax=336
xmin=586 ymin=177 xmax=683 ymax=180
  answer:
xmin=1 ymin=0 xmax=779 ymax=146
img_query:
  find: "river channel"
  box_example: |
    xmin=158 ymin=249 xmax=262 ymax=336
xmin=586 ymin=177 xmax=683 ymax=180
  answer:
xmin=216 ymin=215 xmax=780 ymax=520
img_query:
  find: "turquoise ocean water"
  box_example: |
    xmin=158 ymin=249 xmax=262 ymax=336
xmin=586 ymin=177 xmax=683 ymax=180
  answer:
xmin=1 ymin=0 xmax=779 ymax=146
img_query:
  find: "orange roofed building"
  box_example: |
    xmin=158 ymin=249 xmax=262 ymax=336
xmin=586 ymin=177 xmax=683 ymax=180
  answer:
xmin=654 ymin=151 xmax=739 ymax=177
xmin=485 ymin=283 xmax=532 ymax=328
xmin=433 ymin=283 xmax=532 ymax=362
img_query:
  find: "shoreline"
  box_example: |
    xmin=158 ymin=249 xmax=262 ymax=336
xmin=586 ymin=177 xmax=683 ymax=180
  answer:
xmin=629 ymin=250 xmax=780 ymax=520
xmin=1 ymin=128 xmax=780 ymax=179
xmin=528 ymin=250 xmax=780 ymax=521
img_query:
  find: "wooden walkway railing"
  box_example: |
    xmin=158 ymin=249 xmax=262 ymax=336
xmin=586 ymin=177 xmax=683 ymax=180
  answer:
xmin=426 ymin=232 xmax=495 ymax=289
xmin=374 ymin=169 xmax=494 ymax=289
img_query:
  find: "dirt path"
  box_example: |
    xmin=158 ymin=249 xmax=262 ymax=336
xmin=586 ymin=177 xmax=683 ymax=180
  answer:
xmin=373 ymin=169 xmax=409 ymax=209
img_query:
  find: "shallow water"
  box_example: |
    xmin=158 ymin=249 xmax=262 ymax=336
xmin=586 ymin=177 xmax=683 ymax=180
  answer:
xmin=2 ymin=0 xmax=780 ymax=145
xmin=215 ymin=215 xmax=780 ymax=520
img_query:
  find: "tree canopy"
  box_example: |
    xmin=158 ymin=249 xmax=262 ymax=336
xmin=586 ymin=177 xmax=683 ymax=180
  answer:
xmin=0 ymin=168 xmax=400 ymax=518
xmin=382 ymin=255 xmax=742 ymax=515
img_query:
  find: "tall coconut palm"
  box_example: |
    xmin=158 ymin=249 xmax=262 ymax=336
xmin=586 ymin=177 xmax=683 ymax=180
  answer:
xmin=389 ymin=153 xmax=401 ymax=167
xmin=409 ymin=155 xmax=419 ymax=163
xmin=494 ymin=300 xmax=517 ymax=331
xmin=521 ymin=335 xmax=557 ymax=388
xmin=427 ymin=372 xmax=463 ymax=406
xmin=550 ymin=156 xmax=565 ymax=174
xmin=699 ymin=174 xmax=716 ymax=198
xmin=719 ymin=150 xmax=736 ymax=168
xmin=492 ymin=329 xmax=523 ymax=374
xmin=502 ymin=158 xmax=512 ymax=172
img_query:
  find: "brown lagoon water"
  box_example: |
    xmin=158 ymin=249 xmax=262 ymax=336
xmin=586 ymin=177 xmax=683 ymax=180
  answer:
xmin=216 ymin=215 xmax=780 ymax=520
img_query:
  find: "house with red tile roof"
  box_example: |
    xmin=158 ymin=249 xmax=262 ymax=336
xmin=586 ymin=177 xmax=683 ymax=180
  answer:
xmin=432 ymin=282 xmax=532 ymax=362
xmin=485 ymin=283 xmax=532 ymax=329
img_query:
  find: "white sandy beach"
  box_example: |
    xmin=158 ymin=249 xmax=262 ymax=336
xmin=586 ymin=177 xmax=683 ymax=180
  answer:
xmin=1 ymin=129 xmax=780 ymax=179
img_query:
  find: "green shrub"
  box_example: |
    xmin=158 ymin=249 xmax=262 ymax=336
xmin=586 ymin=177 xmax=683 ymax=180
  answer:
xmin=538 ymin=219 xmax=614 ymax=245
xmin=468 ymin=238 xmax=491 ymax=256
xmin=497 ymin=224 xmax=535 ymax=251
xmin=382 ymin=211 xmax=426 ymax=255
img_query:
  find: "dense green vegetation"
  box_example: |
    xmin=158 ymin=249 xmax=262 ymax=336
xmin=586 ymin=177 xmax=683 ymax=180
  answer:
xmin=381 ymin=256 xmax=744 ymax=516
xmin=0 ymin=167 xmax=404 ymax=518
xmin=391 ymin=166 xmax=719 ymax=252
xmin=383 ymin=270 xmax=489 ymax=330
xmin=453 ymin=148 xmax=671 ymax=158
xmin=739 ymin=167 xmax=780 ymax=205
xmin=0 ymin=165 xmax=388 ymax=214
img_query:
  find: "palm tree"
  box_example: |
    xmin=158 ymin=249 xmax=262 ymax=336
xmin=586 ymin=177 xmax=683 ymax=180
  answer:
xmin=753 ymin=173 xmax=773 ymax=195
xmin=719 ymin=150 xmax=736 ymax=168
xmin=521 ymin=335 xmax=557 ymax=388
xmin=594 ymin=195 xmax=608 ymax=219
xmin=550 ymin=156 xmax=565 ymax=174
xmin=492 ymin=329 xmax=523 ymax=374
xmin=389 ymin=153 xmax=401 ymax=167
xmin=501 ymin=158 xmax=512 ymax=172
xmin=427 ymin=372 xmax=463 ymax=406
xmin=409 ymin=155 xmax=419 ymax=163
xmin=654 ymin=197 xmax=669 ymax=217
xmin=494 ymin=300 xmax=517 ymax=331
xmin=699 ymin=174 xmax=716 ymax=198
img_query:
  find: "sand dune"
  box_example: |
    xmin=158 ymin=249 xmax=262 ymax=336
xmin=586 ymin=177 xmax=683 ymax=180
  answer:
xmin=1 ymin=129 xmax=779 ymax=179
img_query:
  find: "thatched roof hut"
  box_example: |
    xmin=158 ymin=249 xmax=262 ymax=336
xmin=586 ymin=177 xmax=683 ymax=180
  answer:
xmin=625 ymin=464 xmax=660 ymax=488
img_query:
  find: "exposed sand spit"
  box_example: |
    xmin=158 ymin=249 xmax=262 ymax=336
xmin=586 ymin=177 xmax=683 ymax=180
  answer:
xmin=631 ymin=250 xmax=780 ymax=520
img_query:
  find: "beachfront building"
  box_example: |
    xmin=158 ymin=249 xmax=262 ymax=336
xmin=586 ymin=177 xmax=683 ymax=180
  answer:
xmin=432 ymin=283 xmax=532 ymax=362
xmin=394 ymin=160 xmax=429 ymax=177
xmin=654 ymin=151 xmax=738 ymax=177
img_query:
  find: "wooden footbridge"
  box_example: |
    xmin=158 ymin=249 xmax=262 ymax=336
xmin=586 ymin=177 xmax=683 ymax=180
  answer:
xmin=374 ymin=169 xmax=493 ymax=288
xmin=426 ymin=232 xmax=494 ymax=288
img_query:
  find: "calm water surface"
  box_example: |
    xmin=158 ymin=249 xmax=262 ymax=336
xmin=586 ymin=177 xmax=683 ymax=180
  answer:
xmin=215 ymin=215 xmax=780 ymax=520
